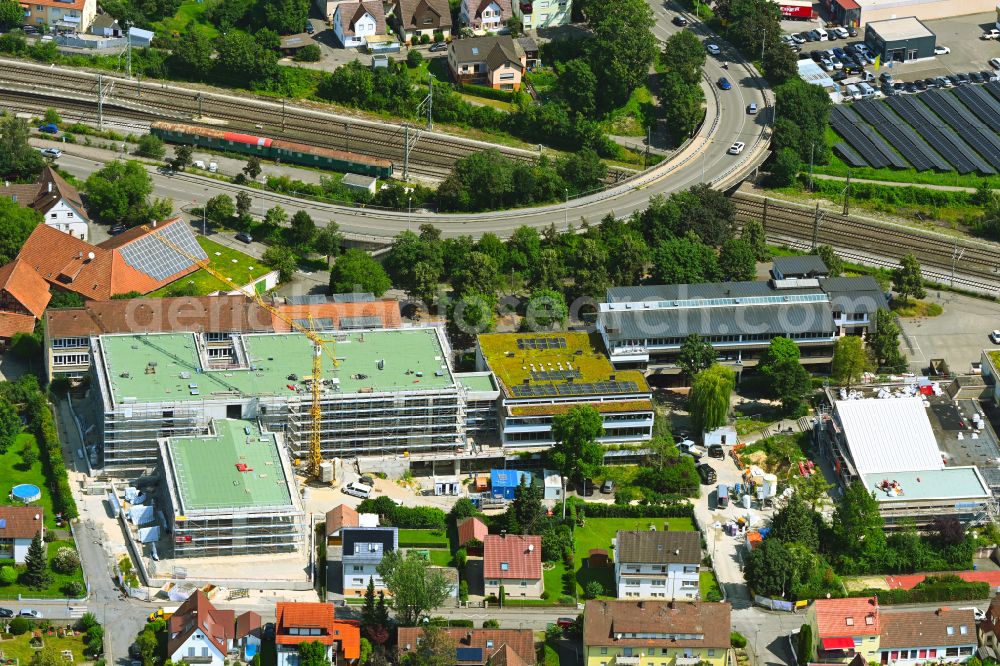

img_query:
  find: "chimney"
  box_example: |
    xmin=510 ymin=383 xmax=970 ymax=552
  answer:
xmin=48 ymin=182 xmax=52 ymax=193
xmin=152 ymin=220 xmax=157 ymax=228
xmin=528 ymin=543 xmax=534 ymax=552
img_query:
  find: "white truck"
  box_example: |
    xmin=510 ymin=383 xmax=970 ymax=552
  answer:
xmin=677 ymin=440 xmax=706 ymax=460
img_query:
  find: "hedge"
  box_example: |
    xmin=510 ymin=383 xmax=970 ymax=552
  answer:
xmin=852 ymin=576 xmax=989 ymax=604
xmin=357 ymin=497 xmax=446 ymax=529
xmin=456 ymin=83 xmax=516 ymax=103
xmin=27 ymin=391 xmax=78 ymax=520
xmin=571 ymin=499 xmax=695 ymax=520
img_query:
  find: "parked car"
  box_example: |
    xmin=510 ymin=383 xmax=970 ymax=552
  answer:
xmin=706 ymin=43 xmax=721 ymax=55
xmin=947 ymin=74 xmax=961 ymax=86
xmin=923 ymin=77 xmax=938 ymax=89
xmin=359 ymin=475 xmax=375 ymax=486
xmin=983 ymin=70 xmax=999 ymax=82
xmin=982 ymin=28 xmax=1000 ymax=39
xmin=342 ymin=482 xmax=372 ymax=499
xmin=746 ymin=102 xmax=758 ymax=114
xmin=600 ymin=479 xmax=615 ymax=494
xmin=0 ymin=608 xmax=12 ymax=618
xmin=556 ymin=618 xmax=576 ymax=629
xmin=22 ymin=24 xmax=39 ymax=33
xmin=990 ymin=57 xmax=1000 ymax=69
xmin=914 ymin=79 xmax=928 ymax=91
xmin=577 ymin=479 xmax=595 ymax=496
xmin=717 ymin=77 xmax=732 ymax=90
xmin=235 ymin=232 xmax=253 ymax=243
xmin=429 ymin=41 xmax=448 ymax=52
xmin=990 ymin=330 xmax=1000 ymax=344
xmin=957 ymin=73 xmax=970 ymax=85
xmin=847 ymin=27 xmax=857 ymax=37
xmin=208 ymin=161 xmax=218 ymax=173
xmin=38 ymin=123 xmax=58 ymax=134
xmin=791 ymin=33 xmax=806 ymax=44
xmin=672 ymin=15 xmax=689 ymax=26
xmin=708 ymin=444 xmax=725 ymax=459
xmin=697 ymin=463 xmax=717 ymax=485
xmin=904 ymin=82 xmax=918 ymax=93
xmin=110 ymin=224 xmax=126 ymax=235
xmin=969 ymin=71 xmax=984 ymax=84
xmin=934 ymin=45 xmax=950 ymax=54
xmin=304 ymin=21 xmax=314 ymax=34
xmin=40 ymin=147 xmax=62 ymax=158
xmin=935 ymin=76 xmax=952 ymax=88
xmin=18 ymin=610 xmax=42 ymax=619
xmin=678 ymin=440 xmax=706 ymax=459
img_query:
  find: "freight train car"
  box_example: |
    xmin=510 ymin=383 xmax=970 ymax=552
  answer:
xmin=149 ymin=122 xmax=394 ymax=178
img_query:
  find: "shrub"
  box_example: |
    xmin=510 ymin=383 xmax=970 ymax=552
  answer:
xmin=796 ymin=624 xmax=813 ymax=665
xmin=134 ymin=134 xmax=165 ymax=159
xmin=540 ymin=590 xmax=550 ymax=600
xmin=558 ymin=594 xmax=575 ymax=605
xmin=459 ymin=580 xmax=469 ymax=602
xmin=76 ymin=613 xmax=99 ymax=632
xmin=731 ymin=631 xmax=748 ymax=648
xmin=10 ymin=617 xmax=31 ymax=635
xmin=584 ymin=581 xmax=603 ymax=599
xmin=433 ymin=31 xmax=444 ymax=42
xmin=63 ymin=580 xmax=86 ymax=598
xmin=293 ymin=44 xmax=321 ymax=62
xmin=406 ymin=48 xmax=423 ymax=67
xmin=420 ymin=33 xmax=431 ymax=44
xmin=0 ymin=565 xmax=16 ymax=584
xmin=53 ymin=547 xmax=81 ymax=574
xmin=482 ymin=619 xmax=500 ymax=628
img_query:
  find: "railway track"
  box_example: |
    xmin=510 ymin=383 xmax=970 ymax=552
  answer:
xmin=733 ymin=193 xmax=1000 ymax=295
xmin=0 ymin=58 xmax=637 ymax=181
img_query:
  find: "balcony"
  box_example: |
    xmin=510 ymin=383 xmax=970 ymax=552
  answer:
xmin=614 ymin=657 xmax=640 ymax=665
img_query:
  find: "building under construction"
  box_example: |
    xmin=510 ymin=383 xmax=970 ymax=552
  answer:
xmin=158 ymin=418 xmax=305 ymax=558
xmin=90 ymin=327 xmax=464 ymax=476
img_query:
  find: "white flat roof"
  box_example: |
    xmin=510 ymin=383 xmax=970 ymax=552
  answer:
xmin=835 ymin=397 xmax=943 ymax=475
xmin=866 ymin=16 xmax=934 ymax=40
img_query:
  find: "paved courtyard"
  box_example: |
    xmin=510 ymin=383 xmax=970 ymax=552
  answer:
xmin=898 ymin=290 xmax=1000 ymax=374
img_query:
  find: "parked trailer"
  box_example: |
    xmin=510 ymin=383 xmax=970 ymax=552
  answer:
xmin=149 ymin=121 xmax=394 ymax=178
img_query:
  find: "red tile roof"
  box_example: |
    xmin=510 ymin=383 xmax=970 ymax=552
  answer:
xmin=0 ymin=167 xmax=86 ymax=220
xmin=397 ymin=628 xmax=536 ymax=665
xmin=0 ymin=259 xmax=51 ymax=318
xmin=458 ymin=516 xmax=488 ymax=546
xmin=271 ymin=300 xmax=402 ymax=332
xmin=0 ymin=313 xmax=39 ymax=340
xmin=166 ymin=591 xmax=235 ymax=659
xmin=0 ymin=505 xmax=44 ymax=539
xmin=275 ymin=602 xmax=360 ymax=659
xmin=235 ymin=611 xmax=261 ymax=639
xmin=325 ymin=504 xmax=360 ymax=536
xmin=483 ymin=535 xmax=541 ymax=580
xmin=886 ymin=571 xmax=1000 ymax=590
xmin=812 ymin=597 xmax=880 ymax=638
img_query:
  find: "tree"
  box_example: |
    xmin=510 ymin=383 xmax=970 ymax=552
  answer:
xmin=171 ymin=26 xmax=214 ymax=80
xmin=760 ymin=337 xmax=800 ymax=376
xmin=506 ymin=225 xmax=542 ymax=276
xmin=289 ymin=210 xmax=317 ymax=248
xmin=811 ymin=245 xmax=842 ymax=277
xmin=558 ymin=148 xmax=607 ymax=194
xmin=0 ymin=0 xmax=23 ymax=30
xmin=524 ymin=288 xmax=568 ymax=330
xmin=660 ymin=72 xmax=705 ymax=141
xmin=549 ymin=406 xmax=605 ymax=483
xmin=376 ymin=550 xmax=452 ymax=626
xmin=399 ymin=625 xmax=456 ymax=666
xmin=294 ymin=43 xmax=322 ymax=62
xmin=170 ymin=145 xmax=193 ymax=171
xmin=0 ymin=115 xmax=44 ymax=182
xmin=797 ymin=623 xmax=814 ymax=666
xmin=297 ymin=641 xmax=328 ymax=666
xmin=329 ymin=249 xmax=391 ymax=296
xmin=661 ymin=28 xmax=706 ymax=85
xmin=891 ymin=253 xmax=926 ymax=304
xmin=386 ymin=230 xmax=444 ymax=301
xmin=769 ymin=494 xmax=820 ymax=551
xmin=744 ymin=537 xmax=795 ymax=597
xmin=22 ymin=532 xmax=50 ymax=590
xmin=406 ymin=48 xmax=423 ymax=68
xmin=585 ymin=0 xmax=658 ymax=111
xmin=763 ymin=41 xmax=798 ymax=85
xmin=741 ymin=219 xmax=770 ymax=262
xmin=719 ymin=237 xmax=757 ymax=281
xmin=134 ymin=626 xmax=158 ymax=666
xmin=868 ymin=308 xmax=906 ymax=372
xmin=261 ymin=245 xmax=298 ymax=282
xmin=359 ymin=637 xmax=373 ymax=665
xmin=507 ymin=476 xmax=545 ymax=535
xmin=768 ymin=147 xmax=801 ymax=187
xmin=677 ymin=334 xmax=716 ymax=380
xmin=770 ymin=358 xmax=812 ymax=414
xmin=832 ymin=482 xmax=886 ymax=562
xmin=0 ymin=197 xmax=41 ymax=265
xmin=244 ymin=156 xmax=263 ymax=181
xmin=831 ymin=336 xmax=866 ymax=387
xmin=584 ymin=580 xmax=604 ymax=599
xmin=772 ymin=78 xmax=831 ymax=165
xmin=650 ymin=234 xmax=720 ymax=284
xmin=791 ymin=472 xmax=834 ymax=511
xmin=205 ymin=194 xmax=235 ymax=225
xmin=361 ymin=577 xmax=378 ymax=629
xmin=0 ymin=565 xmax=15 ymax=584
xmin=265 ymin=204 xmax=288 ymax=228
xmin=452 ymin=251 xmax=499 ymax=299
xmin=688 ymin=365 xmax=734 ymax=436
xmin=314 ymin=224 xmax=343 ymax=267
xmin=84 ymin=160 xmax=171 ymax=228
xmin=135 ymin=134 xmax=166 ymax=159
xmin=554 ymin=59 xmax=597 ymax=118
xmin=215 ymin=30 xmax=279 ymax=86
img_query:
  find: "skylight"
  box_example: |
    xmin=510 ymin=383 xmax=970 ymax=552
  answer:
xmin=500 ymin=562 xmax=509 ymax=571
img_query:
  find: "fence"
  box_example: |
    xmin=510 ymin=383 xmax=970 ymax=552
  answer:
xmin=56 ymin=35 xmax=126 ymax=49
xmin=754 ymin=594 xmax=796 ymax=612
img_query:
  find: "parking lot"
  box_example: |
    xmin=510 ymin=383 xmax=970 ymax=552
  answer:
xmin=898 ymin=290 xmax=1000 ymax=375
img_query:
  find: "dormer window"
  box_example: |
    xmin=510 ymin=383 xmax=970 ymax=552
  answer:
xmin=845 ymin=618 xmax=854 ymax=626
xmin=865 ymin=616 xmax=874 ymax=625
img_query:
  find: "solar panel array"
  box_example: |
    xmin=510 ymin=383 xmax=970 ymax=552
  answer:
xmin=885 ymin=96 xmax=992 ymax=175
xmin=516 ymin=337 xmax=567 ymax=350
xmin=530 ymin=369 xmax=582 ymax=381
xmin=831 ymin=106 xmax=906 ymax=169
xmin=340 ymin=315 xmax=383 ymax=329
xmin=117 ymin=222 xmax=208 ymax=281
xmin=293 ymin=317 xmax=336 ymax=331
xmin=511 ymin=380 xmax=639 ymax=397
xmin=921 ymin=91 xmax=1000 ymax=171
xmin=986 ymin=81 xmax=1000 ymax=104
xmin=834 ymin=143 xmax=867 ymax=167
xmin=952 ymin=86 xmax=1000 ymax=133
xmin=852 ymin=100 xmax=948 ymax=171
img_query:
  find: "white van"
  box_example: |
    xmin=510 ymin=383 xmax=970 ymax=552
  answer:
xmin=813 ymin=27 xmax=829 ymax=41
xmin=342 ymin=482 xmax=372 ymax=499
xmin=858 ymin=81 xmax=876 ymax=98
xmin=845 ymin=84 xmax=861 ymax=100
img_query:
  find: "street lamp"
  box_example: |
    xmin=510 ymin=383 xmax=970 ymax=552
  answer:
xmin=564 ymin=188 xmax=569 ymax=228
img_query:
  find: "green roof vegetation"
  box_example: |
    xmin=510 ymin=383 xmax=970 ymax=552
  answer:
xmin=150 ymin=236 xmax=264 ymax=297
xmin=989 ymin=350 xmax=1000 ymax=371
xmin=166 ymin=419 xmax=292 ymax=512
xmin=509 ymin=400 xmax=654 ymax=417
xmin=478 ymin=332 xmax=648 ymax=397
xmin=99 ymin=328 xmax=455 ymax=405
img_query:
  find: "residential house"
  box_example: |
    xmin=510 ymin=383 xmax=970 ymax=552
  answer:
xmin=614 ymin=530 xmax=701 ymax=600
xmin=806 ymin=597 xmax=881 ymax=663
xmin=517 ymin=36 xmax=539 ymax=69
xmin=583 ymin=600 xmax=731 ymax=666
xmin=879 ymin=608 xmax=977 ymax=665
xmin=394 ymin=0 xmax=452 ymax=43
xmin=0 ymin=506 xmax=43 ymax=564
xmin=483 ymin=534 xmax=542 ymax=598
xmin=447 ymin=35 xmax=526 ymax=90
xmin=89 ymin=13 xmax=122 ymax=36
xmin=979 ymin=596 xmax=1000 ymax=660
xmin=457 ymin=516 xmax=488 ymax=554
xmin=0 ymin=259 xmax=51 ymax=347
xmin=314 ymin=0 xmax=353 ymax=24
xmin=21 ymin=0 xmax=96 ymax=32
xmin=333 ymin=0 xmax=387 ymax=48
xmin=326 ymin=504 xmax=360 ymax=549
xmin=274 ymin=602 xmax=361 ymax=666
xmin=512 ymin=0 xmax=571 ymax=30
xmin=341 ymin=526 xmax=398 ymax=596
xmin=166 ymin=591 xmax=260 ymax=666
xmin=1 ymin=166 xmax=90 ymax=241
xmin=460 ymin=0 xmax=512 ymax=32
xmin=397 ymin=627 xmax=536 ymax=665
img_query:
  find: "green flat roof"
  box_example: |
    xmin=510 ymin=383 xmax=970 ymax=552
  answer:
xmin=455 ymin=372 xmax=496 ymax=393
xmin=167 ymin=419 xmax=292 ymax=512
xmin=862 ymin=467 xmax=990 ymax=502
xmin=100 ymin=329 xmax=455 ymax=404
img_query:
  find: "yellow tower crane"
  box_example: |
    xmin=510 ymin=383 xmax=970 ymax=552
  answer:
xmin=139 ymin=225 xmax=335 ymax=478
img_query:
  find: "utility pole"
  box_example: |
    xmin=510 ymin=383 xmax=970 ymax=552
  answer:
xmin=426 ymin=73 xmax=433 ymax=131
xmin=762 ymin=197 xmax=768 ymax=235
xmin=196 ymin=93 xmax=203 ymax=120
xmin=842 ymin=169 xmax=851 ymax=216
xmin=403 ymin=124 xmax=409 ymax=181
xmin=811 ymin=202 xmax=823 ymax=250
xmin=280 ymin=98 xmax=286 ymax=131
xmin=808 ymin=143 xmax=814 ymax=190
xmin=564 ymin=188 xmax=569 ymax=228
xmin=950 ymin=238 xmax=965 ymax=287
xmin=345 ymin=122 xmax=349 ymax=151
xmin=97 ymin=74 xmax=105 ymax=131
xmin=761 ymin=28 xmax=766 ymax=64
xmin=645 ymin=126 xmax=651 ymax=169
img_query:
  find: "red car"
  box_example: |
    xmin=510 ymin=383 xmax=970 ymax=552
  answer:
xmin=556 ymin=618 xmax=575 ymax=629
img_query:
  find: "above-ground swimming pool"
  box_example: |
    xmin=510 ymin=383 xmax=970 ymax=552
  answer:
xmin=11 ymin=484 xmax=41 ymax=503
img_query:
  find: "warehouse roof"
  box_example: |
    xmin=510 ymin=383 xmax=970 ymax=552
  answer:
xmin=97 ymin=328 xmax=455 ymax=405
xmin=834 ymin=397 xmax=943 ymax=475
xmin=866 ymin=16 xmax=934 ymax=41
xmin=861 ymin=467 xmax=990 ymax=502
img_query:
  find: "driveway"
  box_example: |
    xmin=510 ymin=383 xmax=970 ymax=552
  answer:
xmin=897 ymin=289 xmax=1000 ymax=374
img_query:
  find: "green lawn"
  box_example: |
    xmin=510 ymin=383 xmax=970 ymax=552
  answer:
xmin=700 ymin=570 xmax=722 ymax=601
xmin=0 ymin=433 xmax=60 ymax=530
xmin=574 ymin=517 xmax=696 ymax=597
xmin=150 ymin=0 xmax=220 ymax=39
xmin=0 ymin=540 xmax=87 ymax=600
xmin=428 ymin=549 xmax=453 ymax=566
xmin=0 ymin=630 xmax=88 ymax=663
xmin=602 ymin=85 xmax=655 ymax=137
xmin=457 ymin=93 xmax=513 ymax=112
xmin=501 ymin=558 xmax=571 ymax=607
xmin=398 ymin=528 xmax=450 ymax=548
xmin=151 ymin=236 xmax=264 ymax=296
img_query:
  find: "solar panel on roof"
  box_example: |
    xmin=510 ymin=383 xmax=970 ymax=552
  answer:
xmin=293 ymin=318 xmax=335 ymax=331
xmin=341 ymin=316 xmax=382 ymax=330
xmin=117 ymin=222 xmax=208 ymax=281
xmin=456 ymin=648 xmax=483 ymax=662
